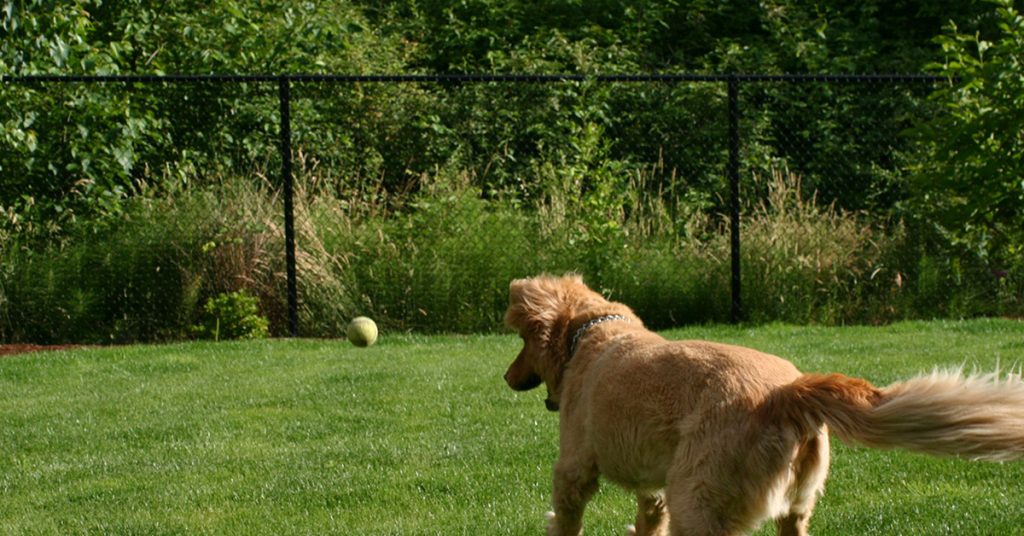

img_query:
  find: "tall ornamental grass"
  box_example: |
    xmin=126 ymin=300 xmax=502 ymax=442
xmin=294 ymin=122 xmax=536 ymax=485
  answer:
xmin=1 ymin=166 xmax=1019 ymax=343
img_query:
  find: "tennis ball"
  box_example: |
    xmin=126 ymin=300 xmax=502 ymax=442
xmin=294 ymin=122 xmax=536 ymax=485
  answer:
xmin=346 ymin=316 xmax=378 ymax=347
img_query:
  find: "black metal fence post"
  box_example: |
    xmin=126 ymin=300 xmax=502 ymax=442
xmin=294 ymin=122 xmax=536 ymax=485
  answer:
xmin=728 ymin=75 xmax=743 ymax=324
xmin=278 ymin=75 xmax=299 ymax=337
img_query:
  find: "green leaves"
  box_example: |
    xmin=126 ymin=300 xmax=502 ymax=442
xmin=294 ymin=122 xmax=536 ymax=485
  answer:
xmin=0 ymin=0 xmax=1018 ymax=294
xmin=192 ymin=290 xmax=270 ymax=341
xmin=912 ymin=0 xmax=1024 ymax=265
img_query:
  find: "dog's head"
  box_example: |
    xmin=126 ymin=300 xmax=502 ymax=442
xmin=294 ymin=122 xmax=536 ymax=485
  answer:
xmin=503 ymin=274 xmax=627 ymax=411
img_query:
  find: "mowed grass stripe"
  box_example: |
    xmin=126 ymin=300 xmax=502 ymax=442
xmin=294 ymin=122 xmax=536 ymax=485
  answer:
xmin=2 ymin=320 xmax=1023 ymax=535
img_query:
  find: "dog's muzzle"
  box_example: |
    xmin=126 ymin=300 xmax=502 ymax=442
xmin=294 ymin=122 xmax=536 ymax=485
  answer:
xmin=506 ymin=372 xmax=542 ymax=391
xmin=544 ymin=398 xmax=559 ymax=412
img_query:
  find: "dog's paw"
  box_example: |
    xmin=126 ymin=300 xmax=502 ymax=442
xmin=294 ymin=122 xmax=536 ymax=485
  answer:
xmin=545 ymin=511 xmax=558 ymax=535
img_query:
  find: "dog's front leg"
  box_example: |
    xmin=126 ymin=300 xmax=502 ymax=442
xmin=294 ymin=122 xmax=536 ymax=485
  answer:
xmin=627 ymin=493 xmax=668 ymax=536
xmin=547 ymin=461 xmax=599 ymax=536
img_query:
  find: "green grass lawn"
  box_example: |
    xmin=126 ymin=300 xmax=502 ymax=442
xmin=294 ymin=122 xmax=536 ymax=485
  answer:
xmin=2 ymin=319 xmax=1024 ymax=535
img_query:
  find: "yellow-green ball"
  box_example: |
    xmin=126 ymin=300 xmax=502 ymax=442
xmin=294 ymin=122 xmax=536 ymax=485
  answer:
xmin=346 ymin=316 xmax=378 ymax=347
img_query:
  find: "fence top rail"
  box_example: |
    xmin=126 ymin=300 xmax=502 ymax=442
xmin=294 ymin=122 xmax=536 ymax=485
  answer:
xmin=1 ymin=73 xmax=949 ymax=84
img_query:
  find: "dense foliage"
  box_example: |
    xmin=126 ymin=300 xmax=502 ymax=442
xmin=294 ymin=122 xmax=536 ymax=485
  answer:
xmin=1 ymin=0 xmax=1022 ymax=340
xmin=0 ymin=0 xmax=1003 ymax=225
xmin=912 ymin=0 xmax=1024 ymax=269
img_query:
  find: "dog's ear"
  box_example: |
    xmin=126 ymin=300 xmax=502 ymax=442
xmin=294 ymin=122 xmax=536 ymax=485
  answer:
xmin=505 ymin=278 xmax=541 ymax=331
xmin=505 ymin=276 xmax=571 ymax=340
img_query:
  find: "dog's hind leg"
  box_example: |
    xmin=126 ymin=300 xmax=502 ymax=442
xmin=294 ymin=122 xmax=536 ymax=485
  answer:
xmin=665 ymin=470 xmax=750 ymax=536
xmin=775 ymin=433 xmax=830 ymax=536
xmin=665 ymin=432 xmax=783 ymax=535
xmin=627 ymin=492 xmax=668 ymax=536
xmin=547 ymin=460 xmax=600 ymax=536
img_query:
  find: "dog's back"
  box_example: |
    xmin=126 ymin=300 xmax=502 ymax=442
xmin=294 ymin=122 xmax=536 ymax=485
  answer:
xmin=570 ymin=337 xmax=807 ymax=493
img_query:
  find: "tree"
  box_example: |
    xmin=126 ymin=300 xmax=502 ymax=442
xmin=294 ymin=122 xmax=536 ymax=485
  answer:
xmin=912 ymin=0 xmax=1024 ymax=267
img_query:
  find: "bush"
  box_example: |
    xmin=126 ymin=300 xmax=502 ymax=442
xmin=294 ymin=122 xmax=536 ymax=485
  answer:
xmin=191 ymin=290 xmax=270 ymax=341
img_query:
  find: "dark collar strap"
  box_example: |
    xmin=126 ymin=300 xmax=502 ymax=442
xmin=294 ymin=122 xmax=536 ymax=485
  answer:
xmin=569 ymin=314 xmax=630 ymax=357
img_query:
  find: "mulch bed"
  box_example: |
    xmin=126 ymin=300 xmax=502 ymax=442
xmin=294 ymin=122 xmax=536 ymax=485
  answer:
xmin=0 ymin=344 xmax=86 ymax=357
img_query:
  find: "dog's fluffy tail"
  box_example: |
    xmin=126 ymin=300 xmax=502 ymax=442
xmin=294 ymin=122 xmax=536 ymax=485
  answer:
xmin=761 ymin=370 xmax=1024 ymax=461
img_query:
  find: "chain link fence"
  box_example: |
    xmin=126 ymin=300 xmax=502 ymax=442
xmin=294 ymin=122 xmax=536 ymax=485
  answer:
xmin=2 ymin=73 xmax=976 ymax=343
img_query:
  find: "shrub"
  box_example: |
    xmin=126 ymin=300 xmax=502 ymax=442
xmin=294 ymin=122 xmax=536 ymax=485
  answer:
xmin=191 ymin=290 xmax=270 ymax=341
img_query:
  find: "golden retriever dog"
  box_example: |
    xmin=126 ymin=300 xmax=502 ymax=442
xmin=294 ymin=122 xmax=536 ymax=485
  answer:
xmin=503 ymin=274 xmax=1024 ymax=536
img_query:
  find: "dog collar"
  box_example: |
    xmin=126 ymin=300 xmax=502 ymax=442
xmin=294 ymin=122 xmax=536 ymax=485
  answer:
xmin=569 ymin=314 xmax=630 ymax=357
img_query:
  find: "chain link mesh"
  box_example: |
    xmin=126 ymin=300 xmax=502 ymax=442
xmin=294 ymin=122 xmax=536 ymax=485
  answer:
xmin=2 ymin=74 xmax=989 ymax=343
